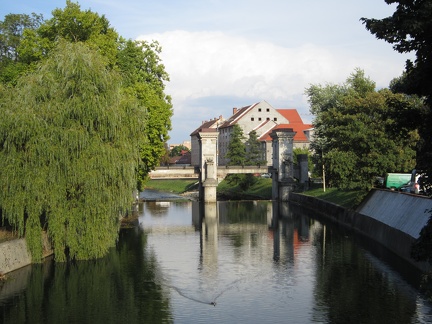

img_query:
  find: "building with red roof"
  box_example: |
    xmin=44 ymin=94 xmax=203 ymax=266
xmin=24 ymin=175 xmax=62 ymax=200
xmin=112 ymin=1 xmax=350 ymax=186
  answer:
xmin=190 ymin=101 xmax=313 ymax=166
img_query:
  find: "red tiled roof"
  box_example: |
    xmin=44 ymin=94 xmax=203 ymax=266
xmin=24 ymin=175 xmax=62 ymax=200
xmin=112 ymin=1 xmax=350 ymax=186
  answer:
xmin=276 ymin=109 xmax=303 ymax=124
xmin=260 ymin=123 xmax=313 ymax=142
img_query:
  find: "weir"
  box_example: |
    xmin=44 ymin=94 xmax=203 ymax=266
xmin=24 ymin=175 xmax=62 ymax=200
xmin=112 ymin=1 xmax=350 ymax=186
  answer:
xmin=196 ymin=127 xmax=306 ymax=202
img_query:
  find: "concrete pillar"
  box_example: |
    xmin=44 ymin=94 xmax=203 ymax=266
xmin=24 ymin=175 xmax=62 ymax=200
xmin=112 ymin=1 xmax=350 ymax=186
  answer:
xmin=270 ymin=128 xmax=297 ymax=201
xmin=198 ymin=130 xmax=219 ymax=202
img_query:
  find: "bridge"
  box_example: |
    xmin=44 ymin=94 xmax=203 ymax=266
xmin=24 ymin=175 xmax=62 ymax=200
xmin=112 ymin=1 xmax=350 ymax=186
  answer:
xmin=149 ymin=165 xmax=271 ymax=180
xmin=149 ymin=128 xmax=309 ymax=202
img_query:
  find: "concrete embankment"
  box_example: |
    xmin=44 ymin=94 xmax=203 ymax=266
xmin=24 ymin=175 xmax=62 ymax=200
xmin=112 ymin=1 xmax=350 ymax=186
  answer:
xmin=289 ymin=189 xmax=432 ymax=272
xmin=0 ymin=232 xmax=53 ymax=275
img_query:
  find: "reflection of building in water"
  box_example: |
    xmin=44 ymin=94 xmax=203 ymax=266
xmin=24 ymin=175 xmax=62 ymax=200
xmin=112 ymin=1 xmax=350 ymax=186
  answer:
xmin=193 ymin=200 xmax=326 ymax=279
xmin=200 ymin=203 xmax=219 ymax=279
xmin=272 ymin=202 xmax=324 ymax=266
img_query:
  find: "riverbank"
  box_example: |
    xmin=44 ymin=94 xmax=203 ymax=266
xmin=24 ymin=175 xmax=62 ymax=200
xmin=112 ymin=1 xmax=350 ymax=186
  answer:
xmin=289 ymin=189 xmax=432 ymax=272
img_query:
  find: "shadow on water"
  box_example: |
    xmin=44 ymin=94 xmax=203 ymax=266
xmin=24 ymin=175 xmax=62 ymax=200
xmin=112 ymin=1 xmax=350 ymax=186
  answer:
xmin=0 ymin=228 xmax=173 ymax=324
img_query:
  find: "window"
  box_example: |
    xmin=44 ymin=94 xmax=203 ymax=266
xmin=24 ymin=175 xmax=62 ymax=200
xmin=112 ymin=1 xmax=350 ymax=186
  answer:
xmin=258 ymin=117 xmax=262 ymax=121
xmin=267 ymin=117 xmax=270 ymax=121
xmin=251 ymin=117 xmax=254 ymax=121
xmin=274 ymin=117 xmax=277 ymax=121
xmin=258 ymin=108 xmax=262 ymax=112
xmin=266 ymin=108 xmax=270 ymax=112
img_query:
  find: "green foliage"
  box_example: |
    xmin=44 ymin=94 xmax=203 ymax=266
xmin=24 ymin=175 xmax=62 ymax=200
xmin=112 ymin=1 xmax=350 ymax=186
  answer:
xmin=169 ymin=145 xmax=190 ymax=157
xmin=306 ymin=69 xmax=419 ymax=190
xmin=361 ymin=1 xmax=432 ymax=101
xmin=226 ymin=124 xmax=246 ymax=166
xmin=117 ymin=39 xmax=173 ymax=182
xmin=0 ymin=13 xmax=43 ymax=84
xmin=36 ymin=1 xmax=119 ymax=65
xmin=362 ymin=0 xmax=432 ymax=194
xmin=1 ymin=1 xmax=173 ymax=185
xmin=245 ymin=130 xmax=266 ymax=165
xmin=293 ymin=147 xmax=315 ymax=176
xmin=0 ymin=41 xmax=146 ymax=262
xmin=0 ymin=2 xmax=173 ymax=261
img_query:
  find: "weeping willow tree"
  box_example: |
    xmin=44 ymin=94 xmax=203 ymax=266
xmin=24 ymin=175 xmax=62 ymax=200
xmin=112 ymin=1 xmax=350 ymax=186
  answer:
xmin=0 ymin=41 xmax=146 ymax=262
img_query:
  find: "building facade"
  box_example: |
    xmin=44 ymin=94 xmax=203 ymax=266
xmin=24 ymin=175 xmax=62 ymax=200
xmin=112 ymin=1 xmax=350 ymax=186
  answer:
xmin=190 ymin=101 xmax=313 ymax=166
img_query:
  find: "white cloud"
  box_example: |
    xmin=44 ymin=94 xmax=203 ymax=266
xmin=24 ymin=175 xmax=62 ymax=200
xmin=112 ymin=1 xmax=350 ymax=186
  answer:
xmin=137 ymin=30 xmax=410 ymax=142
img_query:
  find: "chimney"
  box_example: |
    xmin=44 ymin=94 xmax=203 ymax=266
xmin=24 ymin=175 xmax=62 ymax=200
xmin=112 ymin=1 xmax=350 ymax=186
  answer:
xmin=233 ymin=107 xmax=237 ymax=115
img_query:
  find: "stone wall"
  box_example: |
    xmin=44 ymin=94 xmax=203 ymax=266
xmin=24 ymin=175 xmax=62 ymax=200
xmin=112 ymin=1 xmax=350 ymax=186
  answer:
xmin=0 ymin=232 xmax=53 ymax=275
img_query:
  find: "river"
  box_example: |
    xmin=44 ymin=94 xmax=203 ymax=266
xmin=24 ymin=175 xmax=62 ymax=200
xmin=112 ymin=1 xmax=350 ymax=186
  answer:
xmin=0 ymin=192 xmax=431 ymax=323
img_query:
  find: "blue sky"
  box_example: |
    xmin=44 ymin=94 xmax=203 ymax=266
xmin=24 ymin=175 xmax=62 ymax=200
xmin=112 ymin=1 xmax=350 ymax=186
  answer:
xmin=1 ymin=1 xmax=413 ymax=143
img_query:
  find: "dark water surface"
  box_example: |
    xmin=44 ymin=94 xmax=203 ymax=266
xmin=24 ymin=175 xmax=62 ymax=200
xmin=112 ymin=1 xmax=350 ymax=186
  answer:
xmin=1 ymin=197 xmax=432 ymax=323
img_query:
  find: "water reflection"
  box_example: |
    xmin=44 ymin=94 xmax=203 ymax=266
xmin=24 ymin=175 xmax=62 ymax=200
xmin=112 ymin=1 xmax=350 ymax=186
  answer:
xmin=0 ymin=228 xmax=172 ymax=324
xmin=1 ymin=200 xmax=431 ymax=323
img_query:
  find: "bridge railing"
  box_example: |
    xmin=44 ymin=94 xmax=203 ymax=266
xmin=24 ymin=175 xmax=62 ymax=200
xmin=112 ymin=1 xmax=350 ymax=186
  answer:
xmin=149 ymin=166 xmax=199 ymax=179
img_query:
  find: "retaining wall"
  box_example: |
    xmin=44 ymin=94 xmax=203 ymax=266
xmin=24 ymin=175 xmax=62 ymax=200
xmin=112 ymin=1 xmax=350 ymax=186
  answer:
xmin=289 ymin=189 xmax=432 ymax=272
xmin=0 ymin=232 xmax=53 ymax=275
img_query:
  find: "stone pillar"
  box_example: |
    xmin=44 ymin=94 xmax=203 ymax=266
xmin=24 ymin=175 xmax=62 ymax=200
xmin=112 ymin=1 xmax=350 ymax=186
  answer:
xmin=270 ymin=128 xmax=297 ymax=201
xmin=198 ymin=130 xmax=219 ymax=202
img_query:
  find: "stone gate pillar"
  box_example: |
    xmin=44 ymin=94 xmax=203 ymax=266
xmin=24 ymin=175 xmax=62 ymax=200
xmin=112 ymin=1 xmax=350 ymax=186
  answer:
xmin=198 ymin=129 xmax=219 ymax=202
xmin=270 ymin=128 xmax=296 ymax=201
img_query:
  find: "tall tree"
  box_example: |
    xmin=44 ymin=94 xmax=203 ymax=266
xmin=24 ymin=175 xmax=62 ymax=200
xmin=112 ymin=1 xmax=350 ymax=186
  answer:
xmin=226 ymin=124 xmax=246 ymax=166
xmin=0 ymin=41 xmax=146 ymax=262
xmin=1 ymin=1 xmax=173 ymax=186
xmin=117 ymin=39 xmax=172 ymax=187
xmin=306 ymin=69 xmax=420 ymax=190
xmin=0 ymin=13 xmax=43 ymax=84
xmin=245 ymin=130 xmax=266 ymax=165
xmin=361 ymin=0 xmax=432 ymax=193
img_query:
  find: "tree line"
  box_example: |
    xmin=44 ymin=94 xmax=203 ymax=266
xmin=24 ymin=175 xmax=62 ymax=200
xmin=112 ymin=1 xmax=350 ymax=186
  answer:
xmin=308 ymin=0 xmax=432 ymax=295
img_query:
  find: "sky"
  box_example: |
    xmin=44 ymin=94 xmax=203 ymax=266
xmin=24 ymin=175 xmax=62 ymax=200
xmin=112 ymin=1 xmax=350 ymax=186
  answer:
xmin=1 ymin=0 xmax=414 ymax=143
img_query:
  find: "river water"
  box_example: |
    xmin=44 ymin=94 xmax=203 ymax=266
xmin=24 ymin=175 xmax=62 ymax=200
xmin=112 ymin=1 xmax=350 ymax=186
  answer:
xmin=1 ymin=193 xmax=432 ymax=323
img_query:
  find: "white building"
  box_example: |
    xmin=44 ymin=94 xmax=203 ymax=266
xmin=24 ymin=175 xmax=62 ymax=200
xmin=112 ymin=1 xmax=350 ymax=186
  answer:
xmin=190 ymin=100 xmax=313 ymax=166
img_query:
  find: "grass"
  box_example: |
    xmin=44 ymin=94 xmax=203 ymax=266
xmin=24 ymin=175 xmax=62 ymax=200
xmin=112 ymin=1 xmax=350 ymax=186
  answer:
xmin=217 ymin=177 xmax=273 ymax=200
xmin=301 ymin=185 xmax=368 ymax=209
